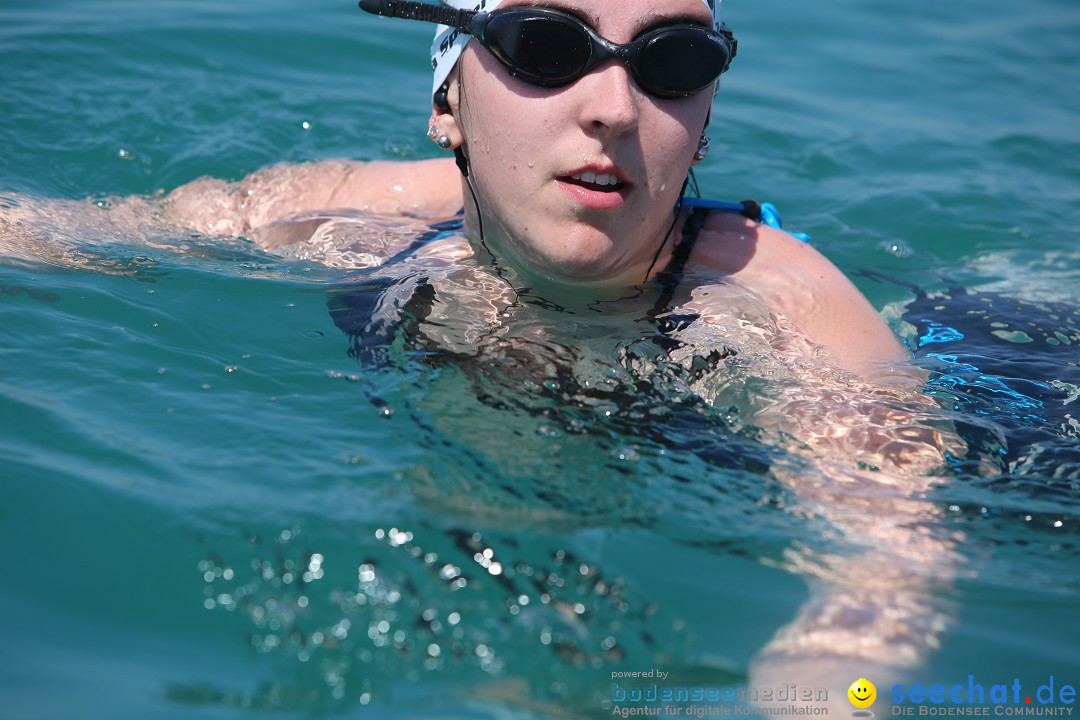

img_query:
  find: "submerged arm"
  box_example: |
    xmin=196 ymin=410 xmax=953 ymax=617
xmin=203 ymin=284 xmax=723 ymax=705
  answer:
xmin=672 ymin=224 xmax=961 ymax=708
xmin=751 ymin=455 xmax=958 ymax=716
xmin=740 ymin=353 xmax=961 ymax=713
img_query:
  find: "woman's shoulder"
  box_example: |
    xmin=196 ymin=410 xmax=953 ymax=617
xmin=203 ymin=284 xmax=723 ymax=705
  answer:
xmin=687 ymin=207 xmax=841 ymax=331
xmin=687 ymin=205 xmax=911 ymax=376
xmin=690 ymin=206 xmax=825 ymax=280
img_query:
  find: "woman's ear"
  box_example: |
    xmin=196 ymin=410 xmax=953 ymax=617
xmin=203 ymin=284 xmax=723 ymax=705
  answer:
xmin=427 ymin=77 xmax=464 ymax=150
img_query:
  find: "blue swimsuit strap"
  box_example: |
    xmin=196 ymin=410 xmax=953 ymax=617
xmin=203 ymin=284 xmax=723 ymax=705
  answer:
xmin=681 ymin=197 xmax=812 ymax=243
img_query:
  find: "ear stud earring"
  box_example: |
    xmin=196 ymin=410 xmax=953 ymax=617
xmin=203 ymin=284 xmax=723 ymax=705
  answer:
xmin=693 ymin=134 xmax=711 ymax=163
xmin=427 ymin=125 xmax=452 ymax=149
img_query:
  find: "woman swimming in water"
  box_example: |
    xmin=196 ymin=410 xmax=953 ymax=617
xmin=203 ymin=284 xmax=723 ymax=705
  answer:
xmin=0 ymin=0 xmax=960 ymax=711
xmin=2 ymin=0 xmax=908 ymax=381
xmin=162 ymin=0 xmax=911 ymax=380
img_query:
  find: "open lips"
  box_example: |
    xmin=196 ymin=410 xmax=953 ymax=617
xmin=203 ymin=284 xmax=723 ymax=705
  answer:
xmin=562 ymin=170 xmax=625 ymax=191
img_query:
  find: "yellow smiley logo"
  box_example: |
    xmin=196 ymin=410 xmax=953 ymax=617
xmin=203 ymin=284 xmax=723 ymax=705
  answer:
xmin=848 ymin=678 xmax=877 ymax=709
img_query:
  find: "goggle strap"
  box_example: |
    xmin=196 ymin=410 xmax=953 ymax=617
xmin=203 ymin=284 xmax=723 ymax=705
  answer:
xmin=719 ymin=25 xmax=737 ymax=63
xmin=359 ymin=0 xmax=475 ymax=32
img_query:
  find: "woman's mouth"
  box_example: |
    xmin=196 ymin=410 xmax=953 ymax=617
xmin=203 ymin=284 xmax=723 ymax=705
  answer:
xmin=563 ymin=171 xmax=625 ymax=192
xmin=556 ymin=168 xmax=630 ymax=210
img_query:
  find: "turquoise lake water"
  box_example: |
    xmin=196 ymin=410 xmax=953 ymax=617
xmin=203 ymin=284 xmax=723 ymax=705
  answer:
xmin=1 ymin=0 xmax=1079 ymax=718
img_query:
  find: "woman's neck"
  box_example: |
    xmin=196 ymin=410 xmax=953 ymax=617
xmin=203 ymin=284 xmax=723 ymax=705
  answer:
xmin=461 ymin=203 xmax=686 ymax=306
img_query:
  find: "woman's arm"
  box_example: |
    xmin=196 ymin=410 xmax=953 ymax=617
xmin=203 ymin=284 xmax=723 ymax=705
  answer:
xmin=1 ymin=157 xmax=464 ymax=266
xmin=164 ymin=157 xmax=463 ymax=239
xmin=750 ymin=455 xmax=958 ymax=717
xmin=679 ymin=215 xmax=959 ymax=709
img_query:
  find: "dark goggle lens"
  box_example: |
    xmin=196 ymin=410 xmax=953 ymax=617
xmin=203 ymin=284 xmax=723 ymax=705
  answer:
xmin=484 ymin=13 xmax=592 ymax=85
xmin=482 ymin=11 xmax=730 ymax=97
xmin=636 ymin=29 xmax=729 ymax=96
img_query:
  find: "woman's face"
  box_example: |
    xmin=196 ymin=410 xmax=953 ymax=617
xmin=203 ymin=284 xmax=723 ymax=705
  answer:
xmin=451 ymin=0 xmax=715 ymax=288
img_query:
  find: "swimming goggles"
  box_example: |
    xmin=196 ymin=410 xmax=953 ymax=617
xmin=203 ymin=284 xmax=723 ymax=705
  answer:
xmin=359 ymin=0 xmax=737 ymax=98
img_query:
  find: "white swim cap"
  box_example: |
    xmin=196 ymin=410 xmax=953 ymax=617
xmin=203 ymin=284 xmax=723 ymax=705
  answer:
xmin=430 ymin=0 xmax=723 ymax=97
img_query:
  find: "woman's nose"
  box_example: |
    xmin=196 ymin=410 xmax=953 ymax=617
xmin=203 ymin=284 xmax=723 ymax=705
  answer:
xmin=574 ymin=60 xmax=640 ymax=136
